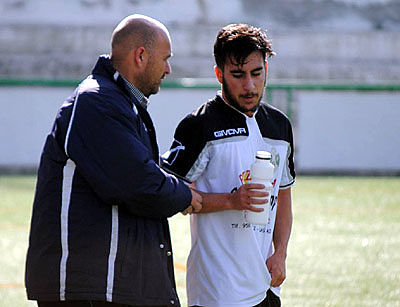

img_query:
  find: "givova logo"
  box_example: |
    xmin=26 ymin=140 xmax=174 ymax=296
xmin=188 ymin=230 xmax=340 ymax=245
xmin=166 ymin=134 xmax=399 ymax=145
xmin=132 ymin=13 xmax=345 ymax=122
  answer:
xmin=214 ymin=127 xmax=246 ymax=138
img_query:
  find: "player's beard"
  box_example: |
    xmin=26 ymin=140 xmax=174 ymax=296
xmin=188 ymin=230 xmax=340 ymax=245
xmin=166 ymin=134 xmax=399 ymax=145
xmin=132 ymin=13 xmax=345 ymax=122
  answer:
xmin=222 ymin=77 xmax=265 ymax=114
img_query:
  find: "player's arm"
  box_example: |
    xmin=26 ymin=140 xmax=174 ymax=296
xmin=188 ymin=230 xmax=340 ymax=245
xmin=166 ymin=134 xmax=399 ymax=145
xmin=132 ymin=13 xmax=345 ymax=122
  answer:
xmin=267 ymin=187 xmax=293 ymax=287
xmin=189 ymin=184 xmax=268 ymax=213
xmin=163 ymin=114 xmax=268 ymax=214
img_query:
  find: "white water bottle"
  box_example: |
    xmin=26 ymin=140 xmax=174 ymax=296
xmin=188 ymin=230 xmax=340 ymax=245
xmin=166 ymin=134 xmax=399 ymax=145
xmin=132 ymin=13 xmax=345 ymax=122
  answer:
xmin=245 ymin=151 xmax=275 ymax=225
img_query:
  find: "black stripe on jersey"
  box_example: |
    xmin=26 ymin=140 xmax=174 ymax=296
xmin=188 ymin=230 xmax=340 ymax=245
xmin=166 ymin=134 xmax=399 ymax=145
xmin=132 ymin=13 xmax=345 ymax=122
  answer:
xmin=255 ymin=103 xmax=296 ymax=182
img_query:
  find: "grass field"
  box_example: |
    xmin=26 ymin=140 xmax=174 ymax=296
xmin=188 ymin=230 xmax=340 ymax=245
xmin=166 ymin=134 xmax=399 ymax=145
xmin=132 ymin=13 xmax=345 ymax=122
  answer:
xmin=0 ymin=175 xmax=399 ymax=306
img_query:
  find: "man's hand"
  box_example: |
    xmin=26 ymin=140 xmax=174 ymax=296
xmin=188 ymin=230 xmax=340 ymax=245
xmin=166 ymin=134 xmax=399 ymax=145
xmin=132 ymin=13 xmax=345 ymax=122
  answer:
xmin=182 ymin=189 xmax=203 ymax=215
xmin=230 ymin=184 xmax=268 ymax=212
xmin=266 ymin=252 xmax=286 ymax=287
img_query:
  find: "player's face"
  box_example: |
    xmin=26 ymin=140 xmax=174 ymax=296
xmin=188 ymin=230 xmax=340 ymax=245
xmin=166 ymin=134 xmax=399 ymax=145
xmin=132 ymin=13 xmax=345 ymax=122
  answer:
xmin=141 ymin=32 xmax=172 ymax=97
xmin=215 ymin=51 xmax=267 ymax=116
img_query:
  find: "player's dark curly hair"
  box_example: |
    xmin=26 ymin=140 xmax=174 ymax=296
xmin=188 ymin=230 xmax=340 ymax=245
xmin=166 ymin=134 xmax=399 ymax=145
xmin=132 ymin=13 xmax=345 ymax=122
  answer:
xmin=213 ymin=23 xmax=275 ymax=69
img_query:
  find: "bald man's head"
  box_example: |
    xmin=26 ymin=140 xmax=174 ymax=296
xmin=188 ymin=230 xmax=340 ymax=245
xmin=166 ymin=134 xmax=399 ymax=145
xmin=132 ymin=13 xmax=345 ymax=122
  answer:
xmin=110 ymin=14 xmax=169 ymax=66
xmin=109 ymin=14 xmax=173 ymax=97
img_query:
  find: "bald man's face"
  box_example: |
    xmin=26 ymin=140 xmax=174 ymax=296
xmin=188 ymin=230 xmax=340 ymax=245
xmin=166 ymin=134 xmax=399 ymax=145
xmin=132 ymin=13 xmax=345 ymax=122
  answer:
xmin=139 ymin=32 xmax=172 ymax=97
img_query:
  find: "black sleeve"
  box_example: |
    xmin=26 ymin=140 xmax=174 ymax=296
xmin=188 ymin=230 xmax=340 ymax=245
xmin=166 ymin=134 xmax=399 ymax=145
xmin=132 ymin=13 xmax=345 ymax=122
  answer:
xmin=283 ymin=117 xmax=296 ymax=187
xmin=162 ymin=114 xmax=207 ymax=179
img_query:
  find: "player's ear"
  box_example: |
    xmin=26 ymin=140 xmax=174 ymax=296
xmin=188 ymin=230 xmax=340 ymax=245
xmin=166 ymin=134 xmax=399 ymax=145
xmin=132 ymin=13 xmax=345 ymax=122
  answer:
xmin=265 ymin=60 xmax=268 ymax=77
xmin=214 ymin=65 xmax=223 ymax=84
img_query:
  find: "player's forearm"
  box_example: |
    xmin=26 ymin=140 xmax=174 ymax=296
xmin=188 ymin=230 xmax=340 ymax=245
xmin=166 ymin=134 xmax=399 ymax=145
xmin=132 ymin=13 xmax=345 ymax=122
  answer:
xmin=194 ymin=190 xmax=233 ymax=213
xmin=273 ymin=188 xmax=293 ymax=258
xmin=191 ymin=184 xmax=268 ymax=213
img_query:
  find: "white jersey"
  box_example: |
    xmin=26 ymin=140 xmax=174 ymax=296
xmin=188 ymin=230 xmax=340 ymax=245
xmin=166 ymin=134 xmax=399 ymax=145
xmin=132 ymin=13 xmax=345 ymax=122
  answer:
xmin=163 ymin=95 xmax=295 ymax=307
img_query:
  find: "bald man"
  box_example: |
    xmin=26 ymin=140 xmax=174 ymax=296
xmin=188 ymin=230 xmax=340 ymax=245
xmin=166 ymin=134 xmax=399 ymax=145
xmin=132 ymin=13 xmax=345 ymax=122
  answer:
xmin=25 ymin=15 xmax=202 ymax=307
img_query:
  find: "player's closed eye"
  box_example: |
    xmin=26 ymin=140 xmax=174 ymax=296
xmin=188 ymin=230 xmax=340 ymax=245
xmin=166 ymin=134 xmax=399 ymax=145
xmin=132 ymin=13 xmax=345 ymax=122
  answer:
xmin=232 ymin=74 xmax=243 ymax=78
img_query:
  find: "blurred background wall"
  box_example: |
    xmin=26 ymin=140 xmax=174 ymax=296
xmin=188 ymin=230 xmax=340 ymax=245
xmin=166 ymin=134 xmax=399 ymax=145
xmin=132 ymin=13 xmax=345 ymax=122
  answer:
xmin=1 ymin=0 xmax=400 ymax=81
xmin=0 ymin=0 xmax=399 ymax=174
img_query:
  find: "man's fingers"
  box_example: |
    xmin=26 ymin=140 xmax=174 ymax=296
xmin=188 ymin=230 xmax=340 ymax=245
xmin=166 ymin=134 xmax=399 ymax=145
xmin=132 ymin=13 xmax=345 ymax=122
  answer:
xmin=231 ymin=184 xmax=271 ymax=211
xmin=248 ymin=190 xmax=269 ymax=198
xmin=181 ymin=205 xmax=193 ymax=215
xmin=244 ymin=183 xmax=265 ymax=190
xmin=270 ymin=273 xmax=285 ymax=287
xmin=190 ymin=190 xmax=203 ymax=213
xmin=267 ymin=258 xmax=286 ymax=287
xmin=249 ymin=197 xmax=269 ymax=204
xmin=270 ymin=277 xmax=279 ymax=287
xmin=192 ymin=203 xmax=202 ymax=213
xmin=247 ymin=205 xmax=264 ymax=212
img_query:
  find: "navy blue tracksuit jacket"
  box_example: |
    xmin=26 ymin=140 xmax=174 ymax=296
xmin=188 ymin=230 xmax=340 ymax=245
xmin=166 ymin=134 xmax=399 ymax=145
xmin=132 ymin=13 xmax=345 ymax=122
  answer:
xmin=25 ymin=56 xmax=191 ymax=306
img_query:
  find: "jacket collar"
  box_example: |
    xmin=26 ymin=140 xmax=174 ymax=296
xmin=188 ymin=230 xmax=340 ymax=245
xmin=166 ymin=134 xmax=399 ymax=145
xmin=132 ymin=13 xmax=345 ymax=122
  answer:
xmin=91 ymin=55 xmax=141 ymax=107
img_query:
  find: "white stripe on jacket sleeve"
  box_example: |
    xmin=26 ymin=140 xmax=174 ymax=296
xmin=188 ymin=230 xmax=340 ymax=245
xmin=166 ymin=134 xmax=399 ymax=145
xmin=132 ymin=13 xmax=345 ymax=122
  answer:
xmin=106 ymin=206 xmax=119 ymax=302
xmin=60 ymin=159 xmax=76 ymax=300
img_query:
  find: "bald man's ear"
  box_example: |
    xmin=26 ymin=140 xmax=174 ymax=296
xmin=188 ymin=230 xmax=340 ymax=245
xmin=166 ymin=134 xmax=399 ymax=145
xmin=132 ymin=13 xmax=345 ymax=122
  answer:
xmin=214 ymin=65 xmax=223 ymax=84
xmin=134 ymin=47 xmax=148 ymax=68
